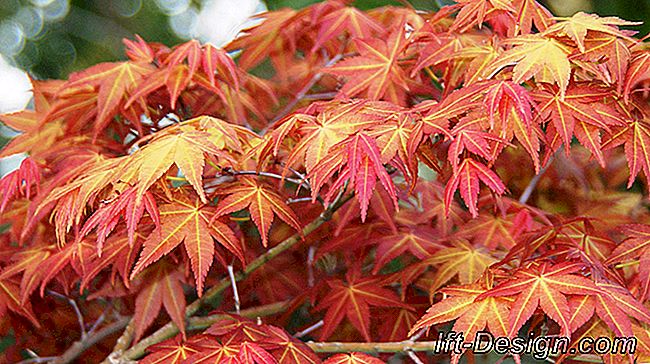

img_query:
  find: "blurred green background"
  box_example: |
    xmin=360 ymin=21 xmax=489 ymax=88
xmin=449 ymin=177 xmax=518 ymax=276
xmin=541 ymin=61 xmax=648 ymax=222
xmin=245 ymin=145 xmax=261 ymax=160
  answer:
xmin=0 ymin=0 xmax=648 ymax=81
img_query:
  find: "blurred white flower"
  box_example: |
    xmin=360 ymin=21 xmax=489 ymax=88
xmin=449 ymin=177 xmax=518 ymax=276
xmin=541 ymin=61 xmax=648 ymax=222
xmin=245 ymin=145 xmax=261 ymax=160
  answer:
xmin=195 ymin=0 xmax=266 ymax=46
xmin=0 ymin=54 xmax=31 ymax=113
xmin=0 ymin=55 xmax=31 ymax=176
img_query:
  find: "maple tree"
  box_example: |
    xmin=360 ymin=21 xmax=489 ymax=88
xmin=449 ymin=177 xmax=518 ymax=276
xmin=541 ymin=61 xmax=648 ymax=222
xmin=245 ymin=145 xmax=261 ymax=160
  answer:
xmin=3 ymin=0 xmax=650 ymax=363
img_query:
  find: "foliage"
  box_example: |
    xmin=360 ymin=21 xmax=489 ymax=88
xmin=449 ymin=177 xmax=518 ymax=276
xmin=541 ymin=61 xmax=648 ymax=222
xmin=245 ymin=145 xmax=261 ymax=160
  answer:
xmin=2 ymin=0 xmax=650 ymax=363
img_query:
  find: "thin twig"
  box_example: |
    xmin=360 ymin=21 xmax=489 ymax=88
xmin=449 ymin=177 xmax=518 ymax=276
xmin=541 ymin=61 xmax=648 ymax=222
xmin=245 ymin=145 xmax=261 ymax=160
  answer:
xmin=294 ymin=320 xmax=324 ymax=338
xmin=408 ymin=328 xmax=426 ymax=342
xmin=47 ymin=290 xmax=86 ymax=339
xmin=407 ymin=351 xmax=425 ymax=364
xmin=286 ymin=166 xmax=312 ymax=191
xmin=302 ymin=92 xmax=338 ymax=100
xmin=287 ymin=166 xmax=307 ymax=181
xmin=287 ymin=197 xmax=313 ymax=204
xmin=117 ymin=301 xmax=289 ymax=361
xmin=327 ymin=180 xmax=348 ymax=210
xmin=16 ymin=356 xmax=59 ymax=364
xmin=227 ymin=265 xmax=240 ymax=315
xmin=307 ymin=340 xmax=440 ymax=353
xmin=307 ymin=246 xmax=316 ymax=288
xmin=88 ymin=312 xmax=106 ymax=335
xmin=229 ymin=170 xmax=308 ymax=189
xmin=519 ymin=156 xmax=554 ymax=204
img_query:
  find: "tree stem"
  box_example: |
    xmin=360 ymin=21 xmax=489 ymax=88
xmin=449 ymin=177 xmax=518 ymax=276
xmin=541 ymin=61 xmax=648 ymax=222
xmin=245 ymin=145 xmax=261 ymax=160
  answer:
xmin=306 ymin=340 xmax=441 ymax=353
xmin=120 ymin=301 xmax=289 ymax=361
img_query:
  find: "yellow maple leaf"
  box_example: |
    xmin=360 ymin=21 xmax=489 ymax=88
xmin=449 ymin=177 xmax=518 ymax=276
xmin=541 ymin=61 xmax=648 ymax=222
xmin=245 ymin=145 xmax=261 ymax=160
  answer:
xmin=546 ymin=12 xmax=639 ymax=52
xmin=488 ymin=35 xmax=572 ymax=97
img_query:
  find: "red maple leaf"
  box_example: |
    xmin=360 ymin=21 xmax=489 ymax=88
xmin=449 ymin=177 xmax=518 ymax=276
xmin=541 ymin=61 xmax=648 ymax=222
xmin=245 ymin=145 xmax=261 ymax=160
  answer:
xmin=315 ymin=272 xmax=413 ymax=341
xmin=325 ymin=26 xmax=411 ymax=104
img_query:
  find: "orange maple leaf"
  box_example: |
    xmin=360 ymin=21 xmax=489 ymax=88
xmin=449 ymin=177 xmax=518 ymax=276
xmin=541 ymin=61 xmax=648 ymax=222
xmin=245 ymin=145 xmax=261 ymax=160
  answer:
xmin=131 ymin=195 xmax=243 ymax=295
xmin=478 ymin=262 xmax=602 ymax=337
xmin=409 ymin=281 xmax=511 ymax=341
xmin=212 ymin=177 xmax=301 ymax=247
xmin=55 ymin=61 xmax=153 ymax=137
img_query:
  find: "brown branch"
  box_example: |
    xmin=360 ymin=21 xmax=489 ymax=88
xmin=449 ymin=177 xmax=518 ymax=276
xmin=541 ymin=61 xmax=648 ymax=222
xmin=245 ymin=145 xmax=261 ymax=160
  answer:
xmin=305 ymin=340 xmax=603 ymax=363
xmin=48 ymin=316 xmax=130 ymax=364
xmin=105 ymin=193 xmax=354 ymax=362
xmin=519 ymin=155 xmax=554 ymax=204
xmin=228 ymin=170 xmax=308 ymax=188
xmin=186 ymin=300 xmax=289 ymax=332
xmin=47 ymin=290 xmax=87 ymax=339
xmin=306 ymin=340 xmax=441 ymax=353
xmin=407 ymin=351 xmax=425 ymax=364
xmin=117 ymin=301 xmax=289 ymax=361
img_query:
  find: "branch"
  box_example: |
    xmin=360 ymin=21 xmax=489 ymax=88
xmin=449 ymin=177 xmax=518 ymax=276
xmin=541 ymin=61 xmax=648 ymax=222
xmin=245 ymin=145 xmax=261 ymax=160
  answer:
xmin=114 ymin=301 xmax=289 ymax=362
xmin=519 ymin=155 xmax=554 ymax=204
xmin=227 ymin=265 xmax=240 ymax=314
xmin=105 ymin=193 xmax=354 ymax=362
xmin=187 ymin=300 xmax=288 ymax=331
xmin=228 ymin=170 xmax=309 ymax=189
xmin=306 ymin=340 xmax=442 ymax=353
xmin=48 ymin=316 xmax=130 ymax=364
xmin=47 ymin=290 xmax=86 ymax=338
xmin=294 ymin=320 xmax=324 ymax=338
xmin=185 ymin=192 xmax=352 ymax=316
xmin=306 ymin=340 xmax=604 ymax=363
xmin=407 ymin=351 xmax=425 ymax=364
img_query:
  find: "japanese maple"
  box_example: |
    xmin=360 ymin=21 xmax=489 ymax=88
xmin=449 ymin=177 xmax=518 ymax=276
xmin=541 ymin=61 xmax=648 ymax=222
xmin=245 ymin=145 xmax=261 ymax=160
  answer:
xmin=2 ymin=0 xmax=650 ymax=363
